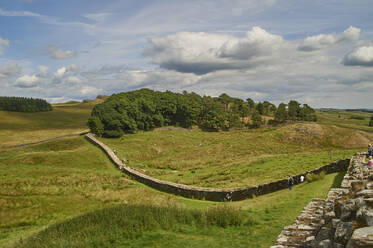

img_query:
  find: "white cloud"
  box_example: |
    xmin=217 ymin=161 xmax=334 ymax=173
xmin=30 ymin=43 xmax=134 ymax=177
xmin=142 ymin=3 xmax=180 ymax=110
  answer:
xmin=0 ymin=62 xmax=22 ymax=77
xmin=298 ymin=26 xmax=360 ymax=52
xmin=342 ymin=26 xmax=361 ymax=41
xmin=54 ymin=67 xmax=67 ymax=78
xmin=47 ymin=45 xmax=77 ymax=59
xmin=145 ymin=26 xmax=287 ymax=74
xmin=38 ymin=65 xmax=49 ymax=74
xmin=15 ymin=74 xmax=39 ymax=88
xmin=0 ymin=37 xmax=10 ymax=54
xmin=80 ymin=86 xmax=101 ymax=96
xmin=66 ymin=76 xmax=83 ymax=83
xmin=342 ymin=45 xmax=373 ymax=66
xmin=218 ymin=26 xmax=285 ymax=59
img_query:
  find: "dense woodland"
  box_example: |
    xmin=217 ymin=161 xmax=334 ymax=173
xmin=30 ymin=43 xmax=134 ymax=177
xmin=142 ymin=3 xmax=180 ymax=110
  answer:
xmin=0 ymin=96 xmax=52 ymax=113
xmin=88 ymin=89 xmax=317 ymax=137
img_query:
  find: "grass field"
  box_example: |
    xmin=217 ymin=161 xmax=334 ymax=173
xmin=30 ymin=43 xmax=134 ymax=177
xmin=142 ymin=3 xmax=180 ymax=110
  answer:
xmin=317 ymin=109 xmax=373 ymax=133
xmin=1 ymin=103 xmax=372 ymax=247
xmin=0 ymin=101 xmax=96 ymax=147
xmin=99 ymin=123 xmax=369 ymax=188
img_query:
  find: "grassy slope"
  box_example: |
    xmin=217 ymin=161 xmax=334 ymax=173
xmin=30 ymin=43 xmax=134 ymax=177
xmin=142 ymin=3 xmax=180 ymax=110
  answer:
xmin=0 ymin=102 xmax=95 ymax=147
xmin=10 ymin=170 xmax=339 ymax=248
xmin=0 ymin=137 xmax=186 ymax=247
xmin=99 ymin=123 xmax=371 ymax=188
xmin=317 ymin=109 xmax=373 ymax=133
xmin=1 ymin=106 xmax=371 ymax=247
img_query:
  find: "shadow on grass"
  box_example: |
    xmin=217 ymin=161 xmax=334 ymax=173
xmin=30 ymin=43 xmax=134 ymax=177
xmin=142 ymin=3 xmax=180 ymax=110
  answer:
xmin=330 ymin=171 xmax=346 ymax=188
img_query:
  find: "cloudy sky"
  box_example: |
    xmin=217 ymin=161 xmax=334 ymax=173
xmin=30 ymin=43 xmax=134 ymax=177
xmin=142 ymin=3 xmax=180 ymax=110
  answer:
xmin=1 ymin=0 xmax=373 ymax=108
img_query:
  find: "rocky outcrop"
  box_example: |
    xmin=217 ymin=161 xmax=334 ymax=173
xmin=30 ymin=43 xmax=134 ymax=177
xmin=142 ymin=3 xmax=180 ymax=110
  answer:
xmin=271 ymin=153 xmax=373 ymax=247
xmin=85 ymin=133 xmax=350 ymax=202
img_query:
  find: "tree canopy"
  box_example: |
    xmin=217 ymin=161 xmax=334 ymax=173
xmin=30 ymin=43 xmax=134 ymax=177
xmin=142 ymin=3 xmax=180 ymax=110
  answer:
xmin=88 ymin=89 xmax=316 ymax=137
xmin=0 ymin=96 xmax=52 ymax=112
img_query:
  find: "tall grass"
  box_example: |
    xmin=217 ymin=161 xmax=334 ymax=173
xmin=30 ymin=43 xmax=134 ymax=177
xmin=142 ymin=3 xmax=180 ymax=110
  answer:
xmin=14 ymin=205 xmax=248 ymax=248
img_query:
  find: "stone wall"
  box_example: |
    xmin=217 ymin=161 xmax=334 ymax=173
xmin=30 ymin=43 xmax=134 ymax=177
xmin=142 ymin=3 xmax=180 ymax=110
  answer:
xmin=85 ymin=133 xmax=350 ymax=202
xmin=271 ymin=153 xmax=373 ymax=247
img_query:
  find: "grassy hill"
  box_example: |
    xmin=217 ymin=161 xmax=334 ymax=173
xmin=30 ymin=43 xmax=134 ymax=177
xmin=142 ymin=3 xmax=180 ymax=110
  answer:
xmin=1 ymin=136 xmax=340 ymax=248
xmin=1 ymin=102 xmax=372 ymax=247
xmin=0 ymin=100 xmax=99 ymax=147
xmin=98 ymin=122 xmax=371 ymax=188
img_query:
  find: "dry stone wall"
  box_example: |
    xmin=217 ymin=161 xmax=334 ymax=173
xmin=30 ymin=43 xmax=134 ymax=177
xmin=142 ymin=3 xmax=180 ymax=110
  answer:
xmin=271 ymin=153 xmax=373 ymax=248
xmin=86 ymin=133 xmax=350 ymax=202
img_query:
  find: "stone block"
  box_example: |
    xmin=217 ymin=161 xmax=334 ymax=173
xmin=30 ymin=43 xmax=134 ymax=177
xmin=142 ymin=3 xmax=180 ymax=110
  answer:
xmin=315 ymin=227 xmax=333 ymax=241
xmin=317 ymin=239 xmax=332 ymax=248
xmin=334 ymin=221 xmax=353 ymax=244
xmin=346 ymin=227 xmax=373 ymax=248
xmin=357 ymin=190 xmax=373 ymax=198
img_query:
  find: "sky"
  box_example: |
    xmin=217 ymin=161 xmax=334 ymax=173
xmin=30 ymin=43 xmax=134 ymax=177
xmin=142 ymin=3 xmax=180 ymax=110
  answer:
xmin=0 ymin=0 xmax=373 ymax=108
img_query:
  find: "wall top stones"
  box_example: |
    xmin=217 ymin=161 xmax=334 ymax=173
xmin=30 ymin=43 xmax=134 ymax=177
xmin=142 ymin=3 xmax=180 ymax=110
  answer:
xmin=85 ymin=133 xmax=350 ymax=202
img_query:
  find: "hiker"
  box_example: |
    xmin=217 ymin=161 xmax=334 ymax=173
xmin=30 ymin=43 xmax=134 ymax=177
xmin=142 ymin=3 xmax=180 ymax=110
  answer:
xmin=368 ymin=144 xmax=373 ymax=157
xmin=300 ymin=175 xmax=305 ymax=183
xmin=288 ymin=176 xmax=294 ymax=190
xmin=365 ymin=156 xmax=373 ymax=168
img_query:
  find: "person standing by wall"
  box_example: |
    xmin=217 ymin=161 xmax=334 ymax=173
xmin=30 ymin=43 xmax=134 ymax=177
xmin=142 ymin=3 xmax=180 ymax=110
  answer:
xmin=368 ymin=144 xmax=373 ymax=157
xmin=288 ymin=175 xmax=294 ymax=190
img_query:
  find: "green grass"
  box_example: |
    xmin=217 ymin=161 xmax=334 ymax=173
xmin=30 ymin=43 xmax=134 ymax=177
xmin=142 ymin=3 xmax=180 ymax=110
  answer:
xmin=1 ymin=106 xmax=371 ymax=247
xmin=99 ymin=125 xmax=365 ymax=188
xmin=317 ymin=109 xmax=373 ymax=133
xmin=8 ymin=171 xmax=339 ymax=248
xmin=0 ymin=102 xmax=95 ymax=146
xmin=0 ymin=137 xmax=186 ymax=247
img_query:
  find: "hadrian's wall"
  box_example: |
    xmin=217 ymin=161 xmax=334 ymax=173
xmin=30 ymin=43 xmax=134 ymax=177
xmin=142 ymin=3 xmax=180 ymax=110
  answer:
xmin=271 ymin=153 xmax=373 ymax=248
xmin=85 ymin=133 xmax=350 ymax=202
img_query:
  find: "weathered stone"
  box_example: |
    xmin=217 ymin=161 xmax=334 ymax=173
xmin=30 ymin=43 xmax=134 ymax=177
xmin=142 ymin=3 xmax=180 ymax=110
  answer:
xmin=316 ymin=227 xmax=333 ymax=241
xmin=346 ymin=227 xmax=373 ymax=248
xmin=306 ymin=236 xmax=315 ymax=242
xmin=356 ymin=206 xmax=373 ymax=226
xmin=351 ymin=180 xmax=366 ymax=192
xmin=341 ymin=200 xmax=356 ymax=221
xmin=333 ymin=243 xmax=344 ymax=248
xmin=332 ymin=218 xmax=341 ymax=229
xmin=364 ymin=198 xmax=373 ymax=208
xmin=334 ymin=221 xmax=353 ymax=244
xmin=317 ymin=239 xmax=332 ymax=248
xmin=324 ymin=211 xmax=336 ymax=223
xmin=366 ymin=182 xmax=373 ymax=189
xmin=357 ymin=190 xmax=373 ymax=198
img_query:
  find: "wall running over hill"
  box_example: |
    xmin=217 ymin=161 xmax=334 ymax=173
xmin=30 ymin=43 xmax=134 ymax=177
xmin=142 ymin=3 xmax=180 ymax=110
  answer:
xmin=271 ymin=153 xmax=373 ymax=247
xmin=85 ymin=133 xmax=350 ymax=202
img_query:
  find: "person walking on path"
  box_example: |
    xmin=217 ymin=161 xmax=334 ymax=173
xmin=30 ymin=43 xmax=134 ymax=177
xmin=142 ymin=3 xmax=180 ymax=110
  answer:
xmin=368 ymin=144 xmax=373 ymax=157
xmin=288 ymin=175 xmax=294 ymax=190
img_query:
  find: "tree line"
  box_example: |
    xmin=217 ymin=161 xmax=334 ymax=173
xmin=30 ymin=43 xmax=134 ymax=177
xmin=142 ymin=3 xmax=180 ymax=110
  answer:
xmin=0 ymin=96 xmax=52 ymax=113
xmin=88 ymin=89 xmax=317 ymax=137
